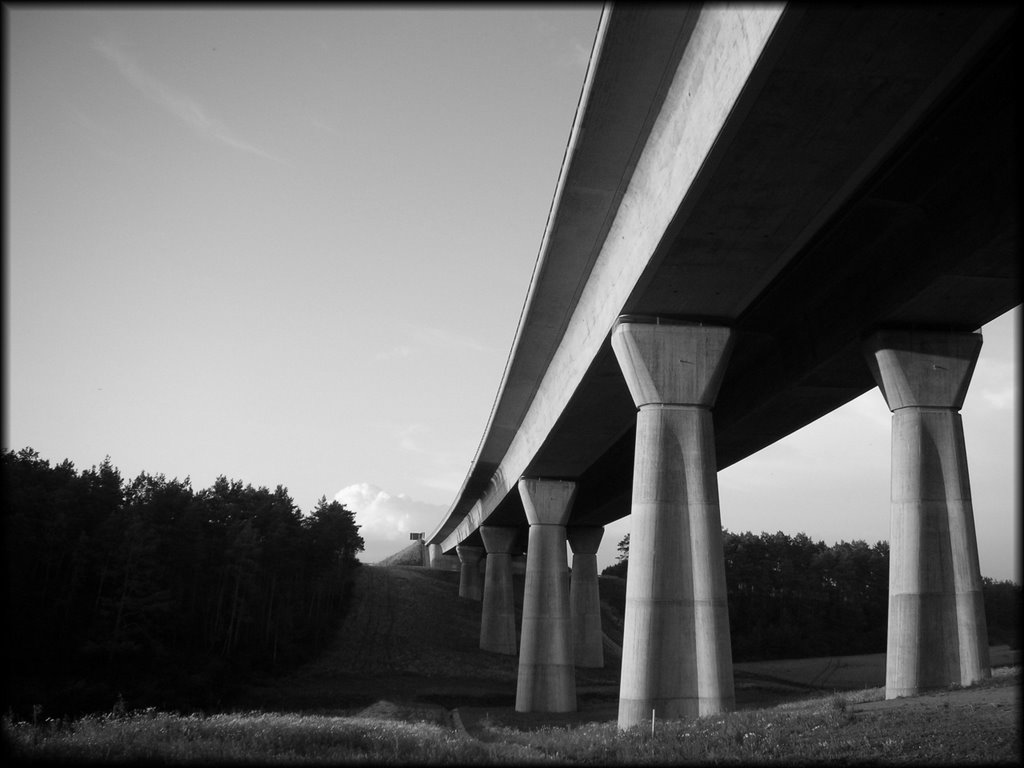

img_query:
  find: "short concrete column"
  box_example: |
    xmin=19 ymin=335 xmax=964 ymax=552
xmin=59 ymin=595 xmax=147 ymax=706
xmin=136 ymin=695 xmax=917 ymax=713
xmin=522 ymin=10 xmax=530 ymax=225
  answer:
xmin=516 ymin=477 xmax=577 ymax=713
xmin=456 ymin=545 xmax=485 ymax=601
xmin=427 ymin=543 xmax=443 ymax=568
xmin=864 ymin=329 xmax=991 ymax=699
xmin=568 ymin=526 xmax=605 ymax=668
xmin=611 ymin=318 xmax=736 ymax=728
xmin=480 ymin=526 xmax=519 ymax=655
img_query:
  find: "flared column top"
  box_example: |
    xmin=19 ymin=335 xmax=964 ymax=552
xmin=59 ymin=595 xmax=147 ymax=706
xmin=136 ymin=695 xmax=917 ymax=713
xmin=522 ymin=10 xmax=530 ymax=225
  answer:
xmin=863 ymin=329 xmax=983 ymax=411
xmin=611 ymin=317 xmax=734 ymax=407
xmin=480 ymin=525 xmax=521 ymax=555
xmin=518 ymin=477 xmax=577 ymax=527
xmin=567 ymin=526 xmax=604 ymax=555
xmin=456 ymin=545 xmax=485 ymax=564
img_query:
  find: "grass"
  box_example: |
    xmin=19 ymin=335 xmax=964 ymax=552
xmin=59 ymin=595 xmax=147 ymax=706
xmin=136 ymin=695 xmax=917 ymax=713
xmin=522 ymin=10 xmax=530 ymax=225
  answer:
xmin=470 ymin=691 xmax=863 ymax=764
xmin=2 ymin=708 xmax=504 ymax=764
xmin=474 ymin=674 xmax=1021 ymax=765
xmin=5 ymin=668 xmax=1019 ymax=765
xmin=7 ymin=562 xmax=1018 ymax=765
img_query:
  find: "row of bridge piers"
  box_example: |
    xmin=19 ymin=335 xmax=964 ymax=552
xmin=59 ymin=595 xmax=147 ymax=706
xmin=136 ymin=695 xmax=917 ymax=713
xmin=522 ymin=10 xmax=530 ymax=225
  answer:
xmin=430 ymin=318 xmax=991 ymax=730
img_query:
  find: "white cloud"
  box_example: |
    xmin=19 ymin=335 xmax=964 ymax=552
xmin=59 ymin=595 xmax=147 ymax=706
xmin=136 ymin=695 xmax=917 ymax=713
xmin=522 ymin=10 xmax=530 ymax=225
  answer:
xmin=417 ymin=467 xmax=471 ymax=494
xmin=92 ymin=38 xmax=289 ymax=165
xmin=381 ymin=421 xmax=474 ymax=494
xmin=412 ymin=326 xmax=489 ymax=354
xmin=375 ymin=326 xmax=493 ymax=363
xmin=556 ymin=39 xmax=592 ymax=72
xmin=981 ymin=385 xmax=1017 ymax=410
xmin=395 ymin=423 xmax=427 ymax=453
xmin=334 ymin=482 xmax=446 ymax=563
xmin=374 ymin=345 xmax=413 ymax=361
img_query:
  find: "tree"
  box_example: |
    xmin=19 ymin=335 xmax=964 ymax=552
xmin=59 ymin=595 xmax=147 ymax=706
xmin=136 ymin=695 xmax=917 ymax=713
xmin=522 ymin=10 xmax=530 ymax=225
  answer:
xmin=305 ymin=497 xmax=364 ymax=568
xmin=601 ymin=534 xmax=630 ymax=578
xmin=608 ymin=525 xmax=895 ymax=660
xmin=2 ymin=448 xmax=370 ymax=717
xmin=983 ymin=577 xmax=1022 ymax=648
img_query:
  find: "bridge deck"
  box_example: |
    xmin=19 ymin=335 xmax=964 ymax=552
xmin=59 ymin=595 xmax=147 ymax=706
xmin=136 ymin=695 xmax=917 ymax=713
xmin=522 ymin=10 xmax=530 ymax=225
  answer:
xmin=430 ymin=4 xmax=1019 ymax=551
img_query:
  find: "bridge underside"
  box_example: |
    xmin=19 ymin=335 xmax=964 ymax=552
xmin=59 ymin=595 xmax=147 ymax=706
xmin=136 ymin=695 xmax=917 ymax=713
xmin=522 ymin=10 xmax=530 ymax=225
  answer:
xmin=426 ymin=3 xmax=1018 ymax=725
xmin=454 ymin=5 xmax=1018 ymax=542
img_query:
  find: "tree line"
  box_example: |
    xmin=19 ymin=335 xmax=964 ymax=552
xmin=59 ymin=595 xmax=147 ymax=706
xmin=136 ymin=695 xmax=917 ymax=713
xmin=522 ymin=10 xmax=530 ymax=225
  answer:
xmin=603 ymin=532 xmax=1020 ymax=662
xmin=3 ymin=447 xmax=364 ymax=718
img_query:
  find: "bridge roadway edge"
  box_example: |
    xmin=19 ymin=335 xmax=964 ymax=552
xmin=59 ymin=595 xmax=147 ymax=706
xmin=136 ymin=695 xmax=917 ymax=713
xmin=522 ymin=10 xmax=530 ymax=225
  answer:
xmin=435 ymin=5 xmax=789 ymax=553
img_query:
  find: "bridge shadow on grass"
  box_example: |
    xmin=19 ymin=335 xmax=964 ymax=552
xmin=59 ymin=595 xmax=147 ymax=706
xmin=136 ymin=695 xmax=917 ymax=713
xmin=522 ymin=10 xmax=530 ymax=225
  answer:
xmin=235 ymin=565 xmax=1020 ymax=724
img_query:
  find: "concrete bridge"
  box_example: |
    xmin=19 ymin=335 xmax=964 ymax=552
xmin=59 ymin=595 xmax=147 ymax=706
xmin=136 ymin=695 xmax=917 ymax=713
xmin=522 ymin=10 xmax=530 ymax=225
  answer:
xmin=424 ymin=4 xmax=1019 ymax=728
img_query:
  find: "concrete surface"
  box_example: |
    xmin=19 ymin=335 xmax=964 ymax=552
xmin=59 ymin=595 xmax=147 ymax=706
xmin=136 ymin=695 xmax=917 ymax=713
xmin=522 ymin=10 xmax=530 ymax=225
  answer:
xmin=568 ymin=526 xmax=605 ymax=669
xmin=430 ymin=4 xmax=1017 ymax=550
xmin=612 ymin=321 xmax=735 ymax=728
xmin=516 ymin=478 xmax=577 ymax=713
xmin=864 ymin=329 xmax=990 ymax=698
xmin=480 ymin=526 xmax=519 ymax=655
xmin=457 ymin=545 xmax=484 ymax=601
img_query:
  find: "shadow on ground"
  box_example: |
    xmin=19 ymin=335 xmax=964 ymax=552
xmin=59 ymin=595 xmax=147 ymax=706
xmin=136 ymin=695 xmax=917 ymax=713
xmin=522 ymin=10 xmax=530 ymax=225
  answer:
xmin=237 ymin=564 xmax=1020 ymax=727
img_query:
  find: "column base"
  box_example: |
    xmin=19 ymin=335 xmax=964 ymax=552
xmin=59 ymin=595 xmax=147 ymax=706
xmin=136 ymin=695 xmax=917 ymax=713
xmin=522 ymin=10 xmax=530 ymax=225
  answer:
xmin=515 ymin=665 xmax=576 ymax=713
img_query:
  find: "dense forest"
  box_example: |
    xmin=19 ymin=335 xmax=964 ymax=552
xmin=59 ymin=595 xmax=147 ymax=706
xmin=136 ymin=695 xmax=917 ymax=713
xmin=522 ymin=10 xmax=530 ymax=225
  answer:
xmin=3 ymin=448 xmax=364 ymax=718
xmin=603 ymin=533 xmax=1021 ymax=661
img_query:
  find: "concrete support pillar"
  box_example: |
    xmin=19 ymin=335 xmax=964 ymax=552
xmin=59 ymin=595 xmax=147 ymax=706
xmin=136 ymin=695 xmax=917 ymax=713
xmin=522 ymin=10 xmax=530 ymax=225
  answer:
xmin=864 ymin=329 xmax=991 ymax=699
xmin=516 ymin=477 xmax=577 ymax=713
xmin=568 ymin=526 xmax=605 ymax=668
xmin=456 ymin=545 xmax=484 ymax=601
xmin=480 ymin=526 xmax=519 ymax=655
xmin=427 ymin=543 xmax=442 ymax=569
xmin=611 ymin=318 xmax=736 ymax=728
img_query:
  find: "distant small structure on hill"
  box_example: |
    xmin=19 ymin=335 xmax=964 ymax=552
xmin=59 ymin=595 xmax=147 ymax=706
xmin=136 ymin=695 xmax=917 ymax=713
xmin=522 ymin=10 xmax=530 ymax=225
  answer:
xmin=376 ymin=538 xmax=428 ymax=567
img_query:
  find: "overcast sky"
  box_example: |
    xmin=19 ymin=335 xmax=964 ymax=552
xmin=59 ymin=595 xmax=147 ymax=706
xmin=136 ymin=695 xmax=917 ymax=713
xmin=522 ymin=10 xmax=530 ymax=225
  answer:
xmin=5 ymin=6 xmax=1019 ymax=581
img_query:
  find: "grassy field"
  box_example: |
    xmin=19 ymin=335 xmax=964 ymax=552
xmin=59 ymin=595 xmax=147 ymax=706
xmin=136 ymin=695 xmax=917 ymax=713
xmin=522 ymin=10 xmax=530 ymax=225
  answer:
xmin=5 ymin=668 xmax=1019 ymax=764
xmin=6 ymin=566 xmax=1020 ymax=764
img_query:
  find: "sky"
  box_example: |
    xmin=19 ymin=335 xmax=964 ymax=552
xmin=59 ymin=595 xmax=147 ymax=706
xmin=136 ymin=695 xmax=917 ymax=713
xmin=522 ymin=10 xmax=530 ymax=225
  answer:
xmin=4 ymin=6 xmax=1019 ymax=582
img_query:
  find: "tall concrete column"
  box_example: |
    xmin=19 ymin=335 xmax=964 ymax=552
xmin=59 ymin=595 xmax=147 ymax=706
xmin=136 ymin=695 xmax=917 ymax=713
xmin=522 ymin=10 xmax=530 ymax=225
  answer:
xmin=611 ymin=317 xmax=736 ymax=728
xmin=516 ymin=477 xmax=577 ymax=713
xmin=864 ymin=329 xmax=991 ymax=699
xmin=568 ymin=526 xmax=605 ymax=668
xmin=480 ymin=526 xmax=519 ymax=655
xmin=456 ymin=545 xmax=484 ymax=601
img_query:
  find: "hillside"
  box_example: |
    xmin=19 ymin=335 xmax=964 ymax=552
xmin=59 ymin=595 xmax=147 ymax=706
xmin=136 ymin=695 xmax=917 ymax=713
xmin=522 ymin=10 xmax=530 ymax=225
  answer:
xmin=240 ymin=564 xmax=1019 ymax=719
xmin=240 ymin=564 xmax=620 ymax=713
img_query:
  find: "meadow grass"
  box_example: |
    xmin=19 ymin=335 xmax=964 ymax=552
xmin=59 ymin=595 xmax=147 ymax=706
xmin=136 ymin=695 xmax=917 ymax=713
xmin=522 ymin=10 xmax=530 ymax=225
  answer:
xmin=475 ymin=694 xmax=862 ymax=764
xmin=477 ymin=683 xmax=1019 ymax=765
xmin=2 ymin=709 xmax=507 ymax=764
xmin=4 ymin=669 xmax=1019 ymax=765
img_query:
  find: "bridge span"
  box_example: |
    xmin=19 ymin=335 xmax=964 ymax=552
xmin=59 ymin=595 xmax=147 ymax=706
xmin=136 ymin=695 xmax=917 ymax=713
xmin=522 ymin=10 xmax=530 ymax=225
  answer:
xmin=424 ymin=4 xmax=1018 ymax=727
